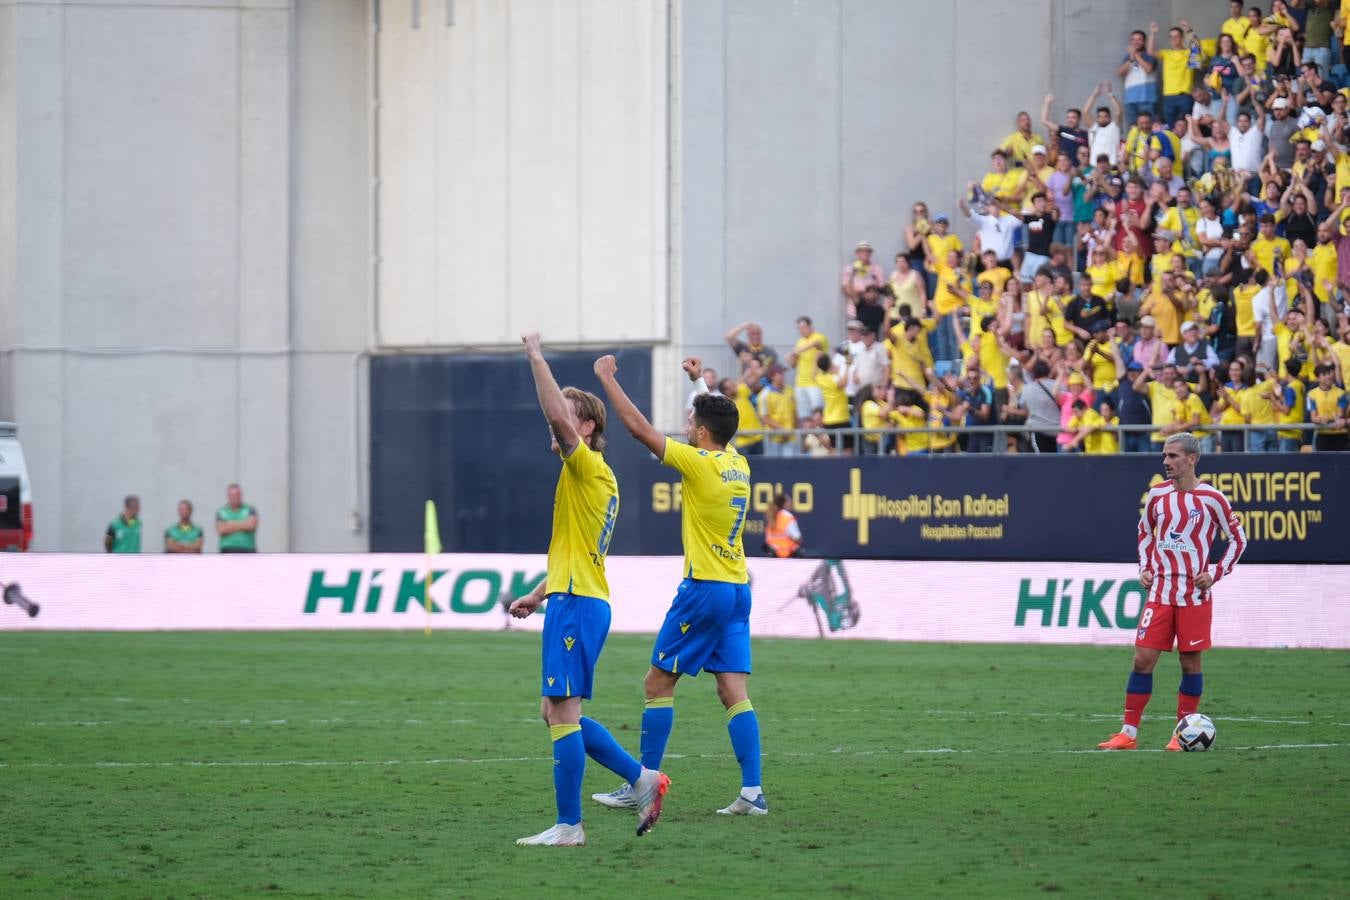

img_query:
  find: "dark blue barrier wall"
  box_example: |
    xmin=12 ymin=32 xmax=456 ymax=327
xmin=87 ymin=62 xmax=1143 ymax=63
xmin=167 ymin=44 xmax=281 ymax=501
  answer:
xmin=634 ymin=453 xmax=1348 ymax=563
xmin=370 ymin=349 xmax=653 ymax=554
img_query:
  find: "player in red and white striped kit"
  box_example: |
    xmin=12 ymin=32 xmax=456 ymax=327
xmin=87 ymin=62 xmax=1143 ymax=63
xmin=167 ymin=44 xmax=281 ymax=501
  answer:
xmin=1098 ymin=432 xmax=1248 ymax=751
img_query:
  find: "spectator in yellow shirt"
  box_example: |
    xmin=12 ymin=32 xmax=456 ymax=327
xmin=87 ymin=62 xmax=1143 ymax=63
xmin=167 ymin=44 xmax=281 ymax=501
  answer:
xmin=888 ymin=317 xmax=933 ymax=395
xmin=1221 ymin=0 xmax=1250 ymax=44
xmin=757 ymin=364 xmax=799 ymax=457
xmin=981 ymin=149 xmax=1028 ymax=204
xmin=1000 ymin=111 xmax=1047 ymax=165
xmin=1306 ymin=363 xmax=1349 ymax=451
xmin=814 ymin=353 xmax=852 ymax=452
xmin=891 ymin=392 xmax=930 ymax=456
xmin=1140 ymin=272 xmax=1193 ymax=346
xmin=1158 ymin=21 xmax=1198 ymax=126
xmin=1065 ymin=398 xmax=1121 ymax=454
xmin=1249 ymin=214 xmax=1292 ymax=277
xmin=787 ymin=315 xmax=829 ymax=420
xmin=727 ymin=366 xmax=766 ymax=456
xmin=1239 ymin=364 xmax=1283 ymax=451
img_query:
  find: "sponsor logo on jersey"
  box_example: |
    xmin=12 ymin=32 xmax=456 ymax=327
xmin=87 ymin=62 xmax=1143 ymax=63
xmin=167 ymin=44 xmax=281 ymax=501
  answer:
xmin=679 ymin=622 xmax=691 ymax=634
xmin=563 ymin=635 xmax=575 ymax=652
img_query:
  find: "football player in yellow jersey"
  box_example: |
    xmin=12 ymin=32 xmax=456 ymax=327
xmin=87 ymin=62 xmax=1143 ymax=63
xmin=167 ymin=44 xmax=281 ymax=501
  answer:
xmin=511 ymin=333 xmax=668 ymax=846
xmin=592 ymin=354 xmax=767 ymax=818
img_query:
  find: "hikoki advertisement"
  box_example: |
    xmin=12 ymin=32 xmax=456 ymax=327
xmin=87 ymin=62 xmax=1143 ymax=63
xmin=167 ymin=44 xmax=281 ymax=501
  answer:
xmin=0 ymin=555 xmax=1344 ymax=649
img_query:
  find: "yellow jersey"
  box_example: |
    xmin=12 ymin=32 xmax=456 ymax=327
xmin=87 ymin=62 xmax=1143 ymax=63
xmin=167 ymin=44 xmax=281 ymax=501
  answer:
xmin=793 ymin=331 xmax=829 ymax=386
xmin=925 ymin=233 xmax=964 ymax=272
xmin=976 ymin=266 xmax=1013 ymax=297
xmin=815 ymin=370 xmax=850 ymax=426
xmin=934 ymin=265 xmax=973 ymax=317
xmin=1308 ymin=385 xmax=1348 ymax=434
xmin=1232 ymin=283 xmax=1260 ymax=337
xmin=1221 ymin=15 xmax=1250 ymax=43
xmin=1158 ymin=47 xmax=1194 ymax=96
xmin=1250 ymin=235 xmax=1291 ymax=277
xmin=887 ymin=323 xmax=933 ymax=392
xmin=661 ymin=440 xmax=750 ymax=584
xmin=961 ymin=338 xmax=1011 ymax=390
xmin=999 ymin=131 xmax=1046 ymax=165
xmin=733 ymin=383 xmax=763 ymax=448
xmin=860 ymin=399 xmax=887 ymax=445
xmin=1045 ymin=294 xmax=1074 ymax=346
xmin=892 ymin=406 xmax=928 ymax=454
xmin=1173 ymin=393 xmax=1210 ymax=438
xmin=1117 ymin=252 xmax=1145 ymax=288
xmin=1217 ymin=383 xmax=1247 ymax=426
xmin=925 ymin=389 xmax=958 ymax=451
xmin=1274 ymin=323 xmax=1311 ymax=379
xmin=1149 ymin=251 xmax=1176 ymax=287
xmin=1240 ymin=378 xmax=1280 ymax=425
xmin=1311 ymin=242 xmax=1338 ymax=305
xmin=756 ymin=386 xmax=797 ymax=442
xmin=1086 ymin=262 xmax=1119 ymax=299
xmin=1278 ymin=378 xmax=1306 ymax=441
xmin=1148 ymin=381 xmax=1181 ymax=443
xmin=1142 ymin=290 xmax=1183 ymax=346
xmin=1083 ymin=410 xmax=1120 ymax=455
xmin=981 ymin=168 xmax=1028 ymax=202
xmin=1158 ymin=206 xmax=1200 ymax=256
xmin=1243 ymin=28 xmax=1269 ymax=73
xmin=545 ymin=442 xmax=619 ymax=600
xmin=1083 ymin=339 xmax=1117 ymax=391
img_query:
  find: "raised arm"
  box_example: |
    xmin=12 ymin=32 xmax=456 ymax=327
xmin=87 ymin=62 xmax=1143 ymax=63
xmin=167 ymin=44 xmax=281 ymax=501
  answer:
xmin=1041 ymin=93 xmax=1058 ymax=135
xmin=723 ymin=321 xmax=749 ymax=351
xmin=593 ymin=355 xmax=665 ymax=458
xmin=522 ymin=332 xmax=581 ymax=455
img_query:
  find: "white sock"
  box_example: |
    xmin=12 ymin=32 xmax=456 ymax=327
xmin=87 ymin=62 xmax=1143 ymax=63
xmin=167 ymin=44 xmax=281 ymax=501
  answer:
xmin=741 ymin=785 xmax=762 ymax=798
xmin=1121 ymin=724 xmax=1138 ymax=739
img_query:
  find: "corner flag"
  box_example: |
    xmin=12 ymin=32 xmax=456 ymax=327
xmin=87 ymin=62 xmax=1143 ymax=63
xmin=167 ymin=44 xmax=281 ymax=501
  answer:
xmin=423 ymin=500 xmax=442 ymax=634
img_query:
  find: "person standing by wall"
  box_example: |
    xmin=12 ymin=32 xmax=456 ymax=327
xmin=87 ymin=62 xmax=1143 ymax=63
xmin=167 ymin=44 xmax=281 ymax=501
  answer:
xmin=164 ymin=500 xmax=204 ymax=553
xmin=216 ymin=484 xmax=259 ymax=553
xmin=104 ymin=495 xmax=141 ymax=553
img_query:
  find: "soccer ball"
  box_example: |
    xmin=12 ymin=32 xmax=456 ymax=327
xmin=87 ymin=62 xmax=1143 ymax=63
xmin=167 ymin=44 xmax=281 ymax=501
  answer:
xmin=1173 ymin=713 xmax=1216 ymax=751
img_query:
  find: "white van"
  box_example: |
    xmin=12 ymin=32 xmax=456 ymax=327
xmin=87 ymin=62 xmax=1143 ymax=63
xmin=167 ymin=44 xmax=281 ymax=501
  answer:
xmin=0 ymin=423 xmax=32 ymax=551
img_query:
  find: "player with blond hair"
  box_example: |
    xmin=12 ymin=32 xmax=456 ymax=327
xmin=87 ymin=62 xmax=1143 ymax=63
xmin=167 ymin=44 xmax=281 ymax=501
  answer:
xmin=510 ymin=333 xmax=669 ymax=846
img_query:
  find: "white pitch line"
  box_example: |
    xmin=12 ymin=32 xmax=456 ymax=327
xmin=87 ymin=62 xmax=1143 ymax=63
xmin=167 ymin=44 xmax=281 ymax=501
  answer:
xmin=0 ymin=743 xmax=1342 ymax=770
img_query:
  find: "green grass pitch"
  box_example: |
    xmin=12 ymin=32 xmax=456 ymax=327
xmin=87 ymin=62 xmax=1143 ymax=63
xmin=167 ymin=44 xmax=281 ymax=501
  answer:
xmin=1 ymin=631 xmax=1347 ymax=898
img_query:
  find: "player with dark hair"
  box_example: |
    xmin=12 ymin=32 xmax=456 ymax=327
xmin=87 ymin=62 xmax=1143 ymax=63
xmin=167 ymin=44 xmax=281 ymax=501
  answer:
xmin=509 ymin=333 xmax=668 ymax=846
xmin=591 ymin=354 xmax=766 ymax=816
xmin=1098 ymin=432 xmax=1248 ymax=751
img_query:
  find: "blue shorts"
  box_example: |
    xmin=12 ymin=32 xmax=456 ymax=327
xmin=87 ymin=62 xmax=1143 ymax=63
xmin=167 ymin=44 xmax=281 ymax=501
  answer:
xmin=650 ymin=578 xmax=752 ymax=677
xmin=540 ymin=593 xmax=611 ymax=699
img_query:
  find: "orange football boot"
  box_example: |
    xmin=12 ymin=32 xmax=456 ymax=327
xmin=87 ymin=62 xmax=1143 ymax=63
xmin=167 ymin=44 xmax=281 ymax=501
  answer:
xmin=1097 ymin=732 xmax=1138 ymax=750
xmin=1165 ymin=735 xmax=1182 ymax=752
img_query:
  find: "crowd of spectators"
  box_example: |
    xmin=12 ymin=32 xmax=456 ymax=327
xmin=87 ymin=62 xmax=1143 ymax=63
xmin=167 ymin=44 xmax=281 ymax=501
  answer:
xmin=721 ymin=3 xmax=1350 ymax=455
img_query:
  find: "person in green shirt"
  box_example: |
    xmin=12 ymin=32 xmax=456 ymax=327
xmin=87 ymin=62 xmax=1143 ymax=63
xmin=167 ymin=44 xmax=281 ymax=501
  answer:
xmin=216 ymin=484 xmax=259 ymax=553
xmin=104 ymin=496 xmax=141 ymax=553
xmin=165 ymin=500 xmax=204 ymax=553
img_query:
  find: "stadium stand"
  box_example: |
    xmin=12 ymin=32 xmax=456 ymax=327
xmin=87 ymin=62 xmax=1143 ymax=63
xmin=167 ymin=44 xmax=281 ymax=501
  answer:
xmin=727 ymin=6 xmax=1350 ymax=456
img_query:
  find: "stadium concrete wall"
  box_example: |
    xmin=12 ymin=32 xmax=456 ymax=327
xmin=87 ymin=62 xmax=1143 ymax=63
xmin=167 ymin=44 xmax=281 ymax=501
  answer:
xmin=2 ymin=554 xmax=1344 ymax=650
xmin=0 ymin=0 xmax=1224 ymax=551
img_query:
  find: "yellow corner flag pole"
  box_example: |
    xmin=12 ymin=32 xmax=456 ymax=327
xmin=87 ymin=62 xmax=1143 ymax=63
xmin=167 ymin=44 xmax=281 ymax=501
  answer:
xmin=423 ymin=500 xmax=442 ymax=636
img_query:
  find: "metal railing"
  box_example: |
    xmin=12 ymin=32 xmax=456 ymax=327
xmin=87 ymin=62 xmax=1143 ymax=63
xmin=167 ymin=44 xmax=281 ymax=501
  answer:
xmin=664 ymin=422 xmax=1339 ymax=455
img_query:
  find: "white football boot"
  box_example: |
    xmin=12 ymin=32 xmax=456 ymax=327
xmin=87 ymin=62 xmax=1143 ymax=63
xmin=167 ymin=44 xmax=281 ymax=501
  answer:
xmin=515 ymin=823 xmax=587 ymax=847
xmin=591 ymin=782 xmax=637 ymax=809
xmin=717 ymin=790 xmax=768 ymax=816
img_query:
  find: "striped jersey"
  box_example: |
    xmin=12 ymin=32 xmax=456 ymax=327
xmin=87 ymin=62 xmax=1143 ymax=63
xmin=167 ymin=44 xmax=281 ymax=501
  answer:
xmin=1137 ymin=480 xmax=1247 ymax=606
